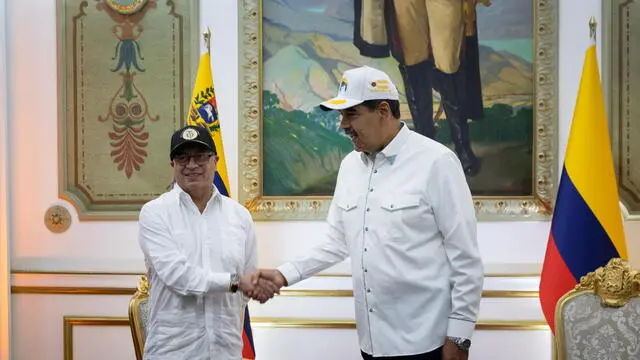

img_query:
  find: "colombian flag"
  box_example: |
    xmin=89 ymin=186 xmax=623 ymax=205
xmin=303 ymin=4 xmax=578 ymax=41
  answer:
xmin=187 ymin=50 xmax=256 ymax=359
xmin=539 ymin=39 xmax=628 ymax=334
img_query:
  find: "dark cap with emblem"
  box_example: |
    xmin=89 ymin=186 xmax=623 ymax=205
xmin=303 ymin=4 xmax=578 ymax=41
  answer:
xmin=169 ymin=125 xmax=216 ymax=159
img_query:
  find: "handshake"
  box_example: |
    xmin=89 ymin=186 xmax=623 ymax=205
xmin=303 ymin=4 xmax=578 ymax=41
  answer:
xmin=236 ymin=269 xmax=287 ymax=303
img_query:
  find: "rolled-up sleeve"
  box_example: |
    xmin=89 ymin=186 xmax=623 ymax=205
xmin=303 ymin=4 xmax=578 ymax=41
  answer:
xmin=138 ymin=203 xmax=230 ymax=296
xmin=428 ymin=151 xmax=484 ymax=339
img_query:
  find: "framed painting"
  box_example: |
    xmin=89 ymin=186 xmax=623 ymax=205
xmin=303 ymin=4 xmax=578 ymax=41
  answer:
xmin=57 ymin=0 xmax=199 ymax=220
xmin=238 ymin=0 xmax=558 ymax=221
xmin=602 ymin=0 xmax=640 ymax=220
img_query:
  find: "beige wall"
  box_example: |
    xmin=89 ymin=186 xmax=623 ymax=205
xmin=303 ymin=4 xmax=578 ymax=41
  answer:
xmin=1 ymin=0 xmax=10 ymax=358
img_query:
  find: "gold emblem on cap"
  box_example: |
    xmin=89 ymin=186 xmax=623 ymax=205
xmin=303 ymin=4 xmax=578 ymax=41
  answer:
xmin=182 ymin=128 xmax=198 ymax=140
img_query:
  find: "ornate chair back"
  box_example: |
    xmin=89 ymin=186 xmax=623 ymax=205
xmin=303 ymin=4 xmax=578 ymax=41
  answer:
xmin=128 ymin=275 xmax=150 ymax=360
xmin=555 ymin=258 xmax=640 ymax=360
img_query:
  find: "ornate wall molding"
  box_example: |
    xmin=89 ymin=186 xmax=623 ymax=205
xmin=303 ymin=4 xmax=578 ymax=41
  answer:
xmin=63 ymin=316 xmax=130 ymax=360
xmin=10 ymin=269 xmax=541 ymax=277
xmin=62 ymin=315 xmax=550 ymax=360
xmin=56 ymin=0 xmax=200 ymax=220
xmin=602 ymin=0 xmax=640 ymax=219
xmin=12 ymin=285 xmax=538 ymax=299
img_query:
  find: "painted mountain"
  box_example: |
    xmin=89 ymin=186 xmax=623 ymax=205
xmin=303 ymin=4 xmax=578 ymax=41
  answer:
xmin=261 ymin=0 xmax=535 ymax=197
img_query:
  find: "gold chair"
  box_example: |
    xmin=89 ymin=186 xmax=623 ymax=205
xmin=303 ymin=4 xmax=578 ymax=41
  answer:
xmin=554 ymin=258 xmax=640 ymax=360
xmin=129 ymin=275 xmax=150 ymax=360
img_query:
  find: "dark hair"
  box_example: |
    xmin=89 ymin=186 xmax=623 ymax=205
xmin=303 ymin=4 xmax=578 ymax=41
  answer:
xmin=360 ymin=99 xmax=401 ymax=119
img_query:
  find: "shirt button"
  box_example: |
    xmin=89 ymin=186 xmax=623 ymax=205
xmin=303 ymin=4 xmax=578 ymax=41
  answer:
xmin=364 ymin=248 xmax=367 ymax=252
xmin=364 ymin=268 xmax=368 ymax=272
xmin=367 ymin=288 xmax=371 ymax=293
xmin=369 ymin=308 xmax=373 ymax=312
xmin=373 ymin=169 xmax=378 ymax=174
xmin=364 ymin=227 xmax=369 ymax=231
xmin=366 ymin=208 xmax=370 ymax=212
xmin=369 ymin=188 xmax=374 ymax=192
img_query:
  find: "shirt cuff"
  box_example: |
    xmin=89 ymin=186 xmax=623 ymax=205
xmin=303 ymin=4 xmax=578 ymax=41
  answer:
xmin=208 ymin=272 xmax=232 ymax=293
xmin=447 ymin=318 xmax=476 ymax=340
xmin=276 ymin=262 xmax=302 ymax=286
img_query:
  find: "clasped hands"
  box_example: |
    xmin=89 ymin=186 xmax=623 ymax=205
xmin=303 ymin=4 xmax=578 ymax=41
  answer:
xmin=237 ymin=269 xmax=286 ymax=303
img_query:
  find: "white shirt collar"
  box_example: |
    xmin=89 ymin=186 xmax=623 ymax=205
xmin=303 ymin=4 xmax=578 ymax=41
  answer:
xmin=173 ymin=182 xmax=220 ymax=208
xmin=360 ymin=121 xmax=409 ymax=166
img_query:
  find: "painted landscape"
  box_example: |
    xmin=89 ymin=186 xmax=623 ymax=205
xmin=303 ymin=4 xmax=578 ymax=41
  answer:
xmin=262 ymin=0 xmax=534 ymax=197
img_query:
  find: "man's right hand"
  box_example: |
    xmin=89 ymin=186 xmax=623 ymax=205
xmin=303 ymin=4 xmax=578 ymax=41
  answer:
xmin=239 ymin=269 xmax=287 ymax=303
xmin=258 ymin=269 xmax=288 ymax=288
xmin=249 ymin=269 xmax=287 ymax=303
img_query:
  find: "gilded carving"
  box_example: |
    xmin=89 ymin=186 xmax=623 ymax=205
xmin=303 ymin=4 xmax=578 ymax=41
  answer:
xmin=134 ymin=275 xmax=149 ymax=297
xmin=576 ymin=258 xmax=640 ymax=308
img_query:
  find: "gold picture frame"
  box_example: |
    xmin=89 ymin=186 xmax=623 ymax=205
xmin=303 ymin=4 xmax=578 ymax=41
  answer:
xmin=602 ymin=0 xmax=640 ymax=220
xmin=238 ymin=0 xmax=558 ymax=221
xmin=57 ymin=0 xmax=200 ymax=220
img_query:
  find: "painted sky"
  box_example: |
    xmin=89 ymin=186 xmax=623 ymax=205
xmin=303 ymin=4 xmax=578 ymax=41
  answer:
xmin=264 ymin=0 xmax=532 ymax=40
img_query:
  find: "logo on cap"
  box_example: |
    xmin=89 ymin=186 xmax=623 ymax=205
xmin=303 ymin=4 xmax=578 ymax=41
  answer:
xmin=368 ymin=79 xmax=391 ymax=93
xmin=339 ymin=78 xmax=348 ymax=93
xmin=181 ymin=128 xmax=198 ymax=140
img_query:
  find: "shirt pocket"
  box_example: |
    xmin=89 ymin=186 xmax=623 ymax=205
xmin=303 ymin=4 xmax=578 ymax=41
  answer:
xmin=336 ymin=195 xmax=362 ymax=240
xmin=220 ymin=225 xmax=245 ymax=273
xmin=337 ymin=195 xmax=361 ymax=215
xmin=380 ymin=194 xmax=424 ymax=240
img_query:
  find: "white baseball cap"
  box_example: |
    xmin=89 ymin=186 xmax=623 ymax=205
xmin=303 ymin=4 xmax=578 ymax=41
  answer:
xmin=319 ymin=65 xmax=400 ymax=111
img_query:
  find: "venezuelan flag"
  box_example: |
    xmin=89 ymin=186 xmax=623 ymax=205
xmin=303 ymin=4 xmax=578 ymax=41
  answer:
xmin=242 ymin=308 xmax=256 ymax=359
xmin=539 ymin=38 xmax=628 ymax=334
xmin=187 ymin=49 xmax=256 ymax=359
xmin=187 ymin=51 xmax=230 ymax=197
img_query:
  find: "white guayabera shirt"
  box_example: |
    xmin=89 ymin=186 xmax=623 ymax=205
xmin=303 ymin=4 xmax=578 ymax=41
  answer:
xmin=278 ymin=123 xmax=484 ymax=357
xmin=138 ymin=185 xmax=257 ymax=360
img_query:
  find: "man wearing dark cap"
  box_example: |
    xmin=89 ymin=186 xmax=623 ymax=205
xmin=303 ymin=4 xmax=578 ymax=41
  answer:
xmin=137 ymin=125 xmax=277 ymax=360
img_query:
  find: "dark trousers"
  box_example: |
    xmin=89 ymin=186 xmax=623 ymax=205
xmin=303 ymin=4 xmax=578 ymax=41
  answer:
xmin=361 ymin=347 xmax=442 ymax=360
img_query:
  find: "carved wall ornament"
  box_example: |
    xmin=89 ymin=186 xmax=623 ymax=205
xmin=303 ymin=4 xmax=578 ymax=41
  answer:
xmin=44 ymin=205 xmax=72 ymax=233
xmin=105 ymin=0 xmax=149 ymax=14
xmin=57 ymin=0 xmax=200 ymax=220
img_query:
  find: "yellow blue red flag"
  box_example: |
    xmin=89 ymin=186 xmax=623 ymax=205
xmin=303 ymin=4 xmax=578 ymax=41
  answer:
xmin=539 ymin=36 xmax=628 ymax=334
xmin=187 ymin=50 xmax=256 ymax=359
xmin=187 ymin=52 xmax=230 ymax=197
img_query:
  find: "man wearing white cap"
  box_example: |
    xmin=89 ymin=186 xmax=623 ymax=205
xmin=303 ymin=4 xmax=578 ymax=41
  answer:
xmin=259 ymin=65 xmax=484 ymax=360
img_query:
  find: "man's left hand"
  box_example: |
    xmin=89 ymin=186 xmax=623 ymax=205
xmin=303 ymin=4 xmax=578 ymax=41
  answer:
xmin=442 ymin=339 xmax=468 ymax=360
